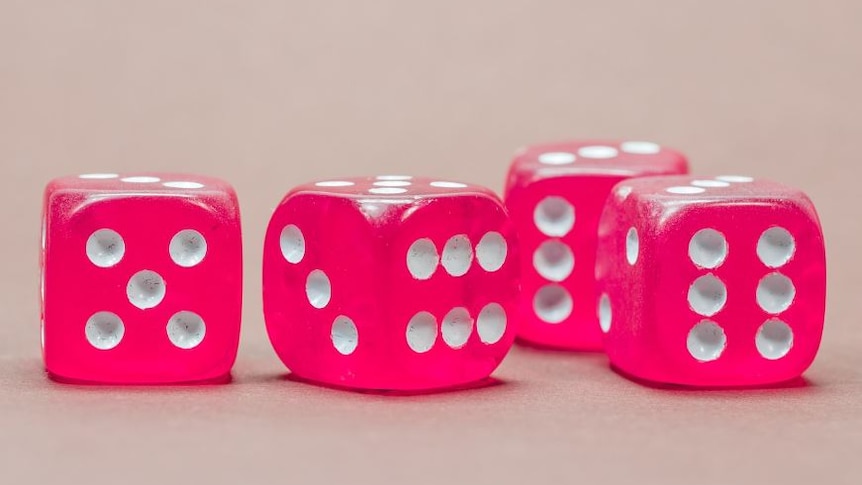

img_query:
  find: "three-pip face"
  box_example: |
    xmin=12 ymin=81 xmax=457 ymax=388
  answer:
xmin=41 ymin=173 xmax=242 ymax=384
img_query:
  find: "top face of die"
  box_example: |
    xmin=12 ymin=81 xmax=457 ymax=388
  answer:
xmin=615 ymin=174 xmax=819 ymax=217
xmin=45 ymin=172 xmax=239 ymax=225
xmin=292 ymin=175 xmax=498 ymax=200
xmin=508 ymin=140 xmax=688 ymax=184
xmin=47 ymin=172 xmax=236 ymax=198
xmin=288 ymin=176 xmax=501 ymax=221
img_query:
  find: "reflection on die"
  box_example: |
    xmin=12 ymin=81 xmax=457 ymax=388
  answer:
xmin=505 ymin=141 xmax=689 ymax=350
xmin=596 ymin=175 xmax=826 ymax=387
xmin=41 ymin=173 xmax=242 ymax=384
xmin=262 ymin=176 xmax=519 ymax=391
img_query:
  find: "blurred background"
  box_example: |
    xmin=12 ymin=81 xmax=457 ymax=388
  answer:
xmin=1 ymin=1 xmax=860 ymax=484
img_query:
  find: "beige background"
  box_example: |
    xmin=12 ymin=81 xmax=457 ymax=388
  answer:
xmin=1 ymin=1 xmax=860 ymax=483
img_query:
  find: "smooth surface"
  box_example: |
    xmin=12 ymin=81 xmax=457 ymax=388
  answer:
xmin=0 ymin=1 xmax=859 ymax=483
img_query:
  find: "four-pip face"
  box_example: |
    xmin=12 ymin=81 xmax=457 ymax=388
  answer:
xmin=262 ymin=176 xmax=520 ymax=391
xmin=596 ymin=175 xmax=826 ymax=387
xmin=41 ymin=173 xmax=242 ymax=384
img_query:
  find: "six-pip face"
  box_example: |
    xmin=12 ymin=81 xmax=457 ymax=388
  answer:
xmin=596 ymin=175 xmax=826 ymax=387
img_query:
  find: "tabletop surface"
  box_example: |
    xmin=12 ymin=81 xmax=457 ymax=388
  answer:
xmin=1 ymin=1 xmax=859 ymax=484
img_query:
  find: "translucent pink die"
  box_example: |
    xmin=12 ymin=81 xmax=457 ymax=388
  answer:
xmin=596 ymin=175 xmax=826 ymax=387
xmin=504 ymin=141 xmax=688 ymax=350
xmin=41 ymin=173 xmax=242 ymax=384
xmin=263 ymin=176 xmax=519 ymax=391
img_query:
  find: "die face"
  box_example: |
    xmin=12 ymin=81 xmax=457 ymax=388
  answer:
xmin=507 ymin=140 xmax=688 ymax=188
xmin=42 ymin=173 xmax=242 ymax=384
xmin=597 ymin=175 xmax=826 ymax=387
xmin=262 ymin=191 xmax=382 ymax=388
xmin=263 ymin=176 xmax=519 ymax=391
xmin=505 ymin=141 xmax=688 ymax=350
xmin=507 ymin=175 xmax=620 ymax=350
xmin=388 ymin=191 xmax=519 ymax=389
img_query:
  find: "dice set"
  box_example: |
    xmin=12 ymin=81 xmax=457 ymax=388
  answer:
xmin=39 ymin=141 xmax=826 ymax=390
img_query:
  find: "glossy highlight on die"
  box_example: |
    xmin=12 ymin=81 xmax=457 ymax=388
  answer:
xmin=262 ymin=176 xmax=520 ymax=391
xmin=505 ymin=140 xmax=689 ymax=351
xmin=595 ymin=175 xmax=826 ymax=387
xmin=41 ymin=173 xmax=242 ymax=384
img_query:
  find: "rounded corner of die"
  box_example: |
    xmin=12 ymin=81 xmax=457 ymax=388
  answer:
xmin=658 ymin=146 xmax=691 ymax=173
xmin=206 ymin=174 xmax=238 ymax=191
xmin=675 ymin=156 xmax=692 ymax=175
xmin=43 ymin=177 xmax=63 ymax=197
xmin=503 ymin=162 xmax=544 ymax=191
xmin=42 ymin=177 xmax=69 ymax=198
xmin=42 ymin=357 xmax=84 ymax=385
xmin=472 ymin=188 xmax=506 ymax=210
xmin=265 ymin=192 xmax=303 ymax=227
xmin=787 ymin=194 xmax=824 ymax=229
xmin=214 ymin=180 xmax=242 ymax=207
xmin=43 ymin=189 xmax=88 ymax=226
xmin=282 ymin=184 xmax=306 ymax=200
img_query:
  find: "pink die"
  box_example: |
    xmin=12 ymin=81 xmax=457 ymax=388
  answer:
xmin=505 ymin=141 xmax=688 ymax=350
xmin=596 ymin=175 xmax=826 ymax=387
xmin=41 ymin=173 xmax=242 ymax=384
xmin=263 ymin=176 xmax=519 ymax=391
